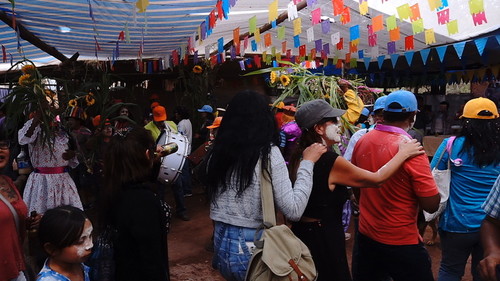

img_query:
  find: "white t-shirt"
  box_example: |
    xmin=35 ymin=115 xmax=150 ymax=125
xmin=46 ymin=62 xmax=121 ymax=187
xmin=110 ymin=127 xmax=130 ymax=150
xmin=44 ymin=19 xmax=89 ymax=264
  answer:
xmin=177 ymin=119 xmax=192 ymax=153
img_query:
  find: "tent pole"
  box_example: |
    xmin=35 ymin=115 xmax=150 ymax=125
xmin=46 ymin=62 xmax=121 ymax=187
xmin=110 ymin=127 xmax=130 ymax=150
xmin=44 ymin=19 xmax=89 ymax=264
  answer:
xmin=0 ymin=11 xmax=69 ymax=62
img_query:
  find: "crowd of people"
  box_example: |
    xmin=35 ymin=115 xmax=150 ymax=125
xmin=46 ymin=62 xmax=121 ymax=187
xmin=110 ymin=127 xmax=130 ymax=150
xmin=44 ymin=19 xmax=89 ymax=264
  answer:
xmin=0 ymin=86 xmax=499 ymax=281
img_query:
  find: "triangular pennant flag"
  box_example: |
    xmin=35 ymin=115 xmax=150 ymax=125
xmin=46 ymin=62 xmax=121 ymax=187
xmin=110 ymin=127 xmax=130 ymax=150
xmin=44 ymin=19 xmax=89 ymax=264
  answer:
xmin=436 ymin=46 xmax=447 ymax=62
xmin=494 ymin=35 xmax=500 ymax=46
xmin=390 ymin=54 xmax=399 ymax=68
xmin=453 ymin=41 xmax=466 ymax=59
xmin=420 ymin=48 xmax=431 ymax=65
xmin=363 ymin=57 xmax=371 ymax=70
xmin=405 ymin=51 xmax=414 ymax=66
xmin=474 ymin=37 xmax=488 ymax=56
xmin=377 ymin=55 xmax=385 ymax=69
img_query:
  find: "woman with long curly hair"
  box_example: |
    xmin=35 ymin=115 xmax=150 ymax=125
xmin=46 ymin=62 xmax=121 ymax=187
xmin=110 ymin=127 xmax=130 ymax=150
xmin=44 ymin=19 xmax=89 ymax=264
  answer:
xmin=204 ymin=90 xmax=326 ymax=281
xmin=431 ymin=97 xmax=500 ymax=281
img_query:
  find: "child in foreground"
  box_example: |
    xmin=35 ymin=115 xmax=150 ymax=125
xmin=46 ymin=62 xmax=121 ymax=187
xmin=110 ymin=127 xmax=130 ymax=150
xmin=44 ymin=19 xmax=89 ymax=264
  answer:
xmin=37 ymin=206 xmax=93 ymax=281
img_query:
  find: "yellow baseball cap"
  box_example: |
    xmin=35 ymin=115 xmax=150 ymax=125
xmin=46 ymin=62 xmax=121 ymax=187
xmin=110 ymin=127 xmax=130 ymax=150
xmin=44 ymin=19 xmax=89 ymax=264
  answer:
xmin=460 ymin=97 xmax=499 ymax=120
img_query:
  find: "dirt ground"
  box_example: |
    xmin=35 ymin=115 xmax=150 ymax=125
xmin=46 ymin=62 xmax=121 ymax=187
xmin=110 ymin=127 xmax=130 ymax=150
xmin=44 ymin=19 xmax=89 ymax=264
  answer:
xmin=165 ymin=184 xmax=473 ymax=281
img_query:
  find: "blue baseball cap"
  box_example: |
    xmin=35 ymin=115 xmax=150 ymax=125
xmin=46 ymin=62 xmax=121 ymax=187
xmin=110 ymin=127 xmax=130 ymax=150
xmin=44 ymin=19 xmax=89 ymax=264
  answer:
xmin=361 ymin=108 xmax=370 ymax=117
xmin=384 ymin=90 xmax=418 ymax=113
xmin=373 ymin=95 xmax=388 ymax=112
xmin=197 ymin=105 xmax=213 ymax=113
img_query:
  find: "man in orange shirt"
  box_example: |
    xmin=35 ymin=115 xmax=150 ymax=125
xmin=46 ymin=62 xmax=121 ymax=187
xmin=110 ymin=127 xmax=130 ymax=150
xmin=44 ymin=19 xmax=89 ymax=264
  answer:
xmin=351 ymin=90 xmax=440 ymax=281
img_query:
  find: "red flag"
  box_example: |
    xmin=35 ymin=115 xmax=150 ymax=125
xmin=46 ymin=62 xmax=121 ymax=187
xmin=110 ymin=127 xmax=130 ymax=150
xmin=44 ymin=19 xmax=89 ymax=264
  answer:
xmin=1 ymin=45 xmax=6 ymax=63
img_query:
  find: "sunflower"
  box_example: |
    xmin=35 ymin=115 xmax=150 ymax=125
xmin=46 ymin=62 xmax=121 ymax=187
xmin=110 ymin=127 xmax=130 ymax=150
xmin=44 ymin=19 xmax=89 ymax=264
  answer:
xmin=193 ymin=65 xmax=203 ymax=74
xmin=270 ymin=71 xmax=277 ymax=84
xmin=85 ymin=95 xmax=95 ymax=106
xmin=21 ymin=64 xmax=36 ymax=74
xmin=18 ymin=74 xmax=34 ymax=86
xmin=68 ymin=99 xmax=77 ymax=107
xmin=280 ymin=75 xmax=291 ymax=86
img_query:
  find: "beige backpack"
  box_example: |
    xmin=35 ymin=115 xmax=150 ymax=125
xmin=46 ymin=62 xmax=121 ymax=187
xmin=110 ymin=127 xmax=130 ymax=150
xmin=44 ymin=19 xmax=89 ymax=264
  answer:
xmin=245 ymin=166 xmax=317 ymax=281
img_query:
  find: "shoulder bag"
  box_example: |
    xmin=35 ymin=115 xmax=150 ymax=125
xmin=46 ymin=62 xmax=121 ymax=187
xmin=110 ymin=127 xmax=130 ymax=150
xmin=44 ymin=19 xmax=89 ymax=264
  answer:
xmin=245 ymin=162 xmax=317 ymax=281
xmin=423 ymin=136 xmax=456 ymax=222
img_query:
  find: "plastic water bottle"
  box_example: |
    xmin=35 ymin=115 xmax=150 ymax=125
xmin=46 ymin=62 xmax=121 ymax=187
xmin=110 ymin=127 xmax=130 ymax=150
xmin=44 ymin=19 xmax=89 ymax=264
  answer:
xmin=17 ymin=148 xmax=32 ymax=175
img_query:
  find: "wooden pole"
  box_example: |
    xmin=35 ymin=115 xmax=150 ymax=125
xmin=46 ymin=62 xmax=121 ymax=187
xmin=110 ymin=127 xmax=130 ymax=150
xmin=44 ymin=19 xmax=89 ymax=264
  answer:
xmin=0 ymin=11 xmax=69 ymax=62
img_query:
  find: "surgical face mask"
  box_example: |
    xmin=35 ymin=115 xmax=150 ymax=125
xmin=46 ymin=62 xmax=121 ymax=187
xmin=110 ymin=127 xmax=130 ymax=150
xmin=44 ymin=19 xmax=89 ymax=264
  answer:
xmin=325 ymin=123 xmax=341 ymax=143
xmin=405 ymin=114 xmax=417 ymax=132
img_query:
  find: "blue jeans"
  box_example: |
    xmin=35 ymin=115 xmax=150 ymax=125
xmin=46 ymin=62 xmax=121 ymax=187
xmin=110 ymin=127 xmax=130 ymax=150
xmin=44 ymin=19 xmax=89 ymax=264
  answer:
xmin=353 ymin=233 xmax=434 ymax=281
xmin=212 ymin=221 xmax=260 ymax=281
xmin=438 ymin=230 xmax=483 ymax=281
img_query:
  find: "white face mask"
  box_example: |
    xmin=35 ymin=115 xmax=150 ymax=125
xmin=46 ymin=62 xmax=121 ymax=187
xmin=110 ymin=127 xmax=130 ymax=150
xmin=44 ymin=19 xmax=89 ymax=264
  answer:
xmin=325 ymin=123 xmax=341 ymax=143
xmin=404 ymin=114 xmax=417 ymax=132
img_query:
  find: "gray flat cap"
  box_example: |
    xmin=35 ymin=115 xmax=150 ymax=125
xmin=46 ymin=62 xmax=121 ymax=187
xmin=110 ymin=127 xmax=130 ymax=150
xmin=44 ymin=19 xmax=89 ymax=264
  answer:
xmin=295 ymin=99 xmax=345 ymax=129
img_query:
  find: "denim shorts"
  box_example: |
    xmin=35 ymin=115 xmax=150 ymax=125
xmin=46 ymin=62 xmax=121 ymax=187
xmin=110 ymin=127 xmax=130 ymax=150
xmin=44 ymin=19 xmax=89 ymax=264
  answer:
xmin=212 ymin=221 xmax=261 ymax=281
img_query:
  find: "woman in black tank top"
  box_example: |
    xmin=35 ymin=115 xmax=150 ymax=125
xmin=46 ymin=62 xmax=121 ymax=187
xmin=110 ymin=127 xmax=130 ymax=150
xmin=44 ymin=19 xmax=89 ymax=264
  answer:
xmin=290 ymin=99 xmax=424 ymax=281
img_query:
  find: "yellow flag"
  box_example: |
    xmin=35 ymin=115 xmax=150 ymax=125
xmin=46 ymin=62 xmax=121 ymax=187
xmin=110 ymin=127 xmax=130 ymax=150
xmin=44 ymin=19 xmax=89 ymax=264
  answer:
xmin=425 ymin=29 xmax=436 ymax=44
xmin=293 ymin=18 xmax=302 ymax=36
xmin=447 ymin=20 xmax=458 ymax=35
xmin=255 ymin=29 xmax=261 ymax=43
xmin=269 ymin=0 xmax=278 ymax=23
xmin=136 ymin=0 xmax=149 ymax=13
xmin=359 ymin=1 xmax=368 ymax=15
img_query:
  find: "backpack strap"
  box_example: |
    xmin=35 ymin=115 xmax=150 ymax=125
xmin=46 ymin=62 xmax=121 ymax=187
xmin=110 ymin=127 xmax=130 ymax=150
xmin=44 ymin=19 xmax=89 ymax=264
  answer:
xmin=260 ymin=158 xmax=276 ymax=226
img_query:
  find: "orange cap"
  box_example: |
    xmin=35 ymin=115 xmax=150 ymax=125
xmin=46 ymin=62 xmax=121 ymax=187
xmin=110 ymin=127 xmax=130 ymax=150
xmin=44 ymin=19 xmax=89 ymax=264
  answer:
xmin=207 ymin=116 xmax=222 ymax=129
xmin=150 ymin=101 xmax=160 ymax=109
xmin=153 ymin=106 xmax=167 ymax=122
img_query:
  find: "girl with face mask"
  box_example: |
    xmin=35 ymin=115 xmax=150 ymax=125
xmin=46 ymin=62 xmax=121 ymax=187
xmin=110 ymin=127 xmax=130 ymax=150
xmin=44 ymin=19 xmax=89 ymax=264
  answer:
xmin=289 ymin=99 xmax=424 ymax=281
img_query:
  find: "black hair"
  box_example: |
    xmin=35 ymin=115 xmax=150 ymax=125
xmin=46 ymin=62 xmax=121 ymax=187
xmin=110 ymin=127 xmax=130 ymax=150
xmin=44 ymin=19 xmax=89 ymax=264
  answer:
xmin=100 ymin=126 xmax=155 ymax=225
xmin=174 ymin=106 xmax=190 ymax=120
xmin=38 ymin=205 xmax=88 ymax=250
xmin=205 ymin=91 xmax=278 ymax=203
xmin=458 ymin=118 xmax=500 ymax=167
xmin=383 ymin=111 xmax=415 ymax=123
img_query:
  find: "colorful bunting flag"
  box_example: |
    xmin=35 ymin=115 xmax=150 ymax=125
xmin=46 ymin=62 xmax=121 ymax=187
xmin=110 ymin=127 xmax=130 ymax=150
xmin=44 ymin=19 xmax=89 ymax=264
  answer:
xmin=249 ymin=16 xmax=257 ymax=35
xmin=333 ymin=0 xmax=344 ymax=16
xmin=390 ymin=54 xmax=399 ymax=68
xmin=251 ymin=40 xmax=257 ymax=51
xmin=255 ymin=29 xmax=261 ymax=43
xmin=349 ymin=41 xmax=358 ymax=53
xmin=389 ymin=27 xmax=400 ymax=41
xmin=404 ymin=51 xmax=414 ymax=65
xmin=350 ymin=25 xmax=360 ymax=41
xmin=294 ymin=35 xmax=301 ymax=48
xmin=474 ymin=37 xmax=488 ymax=56
xmin=293 ymin=18 xmax=302 ymax=36
xmin=447 ymin=20 xmax=458 ymax=35
xmin=264 ymin=33 xmax=272 ymax=47
xmin=453 ymin=41 xmax=466 ymax=59
xmin=428 ymin=0 xmax=442 ymax=11
xmin=288 ymin=1 xmax=298 ymax=21
xmin=359 ymin=1 xmax=368 ymax=15
xmin=278 ymin=26 xmax=285 ymax=40
xmin=377 ymin=55 xmax=385 ymax=69
xmin=340 ymin=7 xmax=351 ymax=24
xmin=436 ymin=46 xmax=447 ymax=62
xmin=315 ymin=39 xmax=323 ymax=52
xmin=386 ymin=15 xmax=397 ymax=31
xmin=372 ymin=15 xmax=384 ymax=32
xmin=337 ymin=38 xmax=344 ymax=50
xmin=412 ymin=19 xmax=424 ymax=34
xmin=233 ymin=28 xmax=240 ymax=46
xmin=472 ymin=12 xmax=487 ymax=26
xmin=363 ymin=57 xmax=371 ymax=70
xmin=331 ymin=32 xmax=340 ymax=45
xmin=387 ymin=41 xmax=396 ymax=54
xmin=425 ymin=29 xmax=436 ymax=44
xmin=307 ymin=27 xmax=315 ymax=42
xmin=269 ymin=0 xmax=278 ymax=23
xmin=420 ymin=48 xmax=431 ymax=65
xmin=323 ymin=43 xmax=330 ymax=54
xmin=368 ymin=33 xmax=377 ymax=47
xmin=410 ymin=4 xmax=421 ymax=22
xmin=312 ymin=8 xmax=321 ymax=25
xmin=321 ymin=20 xmax=331 ymax=34
xmin=469 ymin=0 xmax=485 ymax=14
xmin=405 ymin=36 xmax=414 ymax=50
xmin=299 ymin=45 xmax=306 ymax=57
xmin=397 ymin=4 xmax=411 ymax=20
xmin=437 ymin=9 xmax=450 ymax=25
xmin=282 ymin=41 xmax=287 ymax=54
